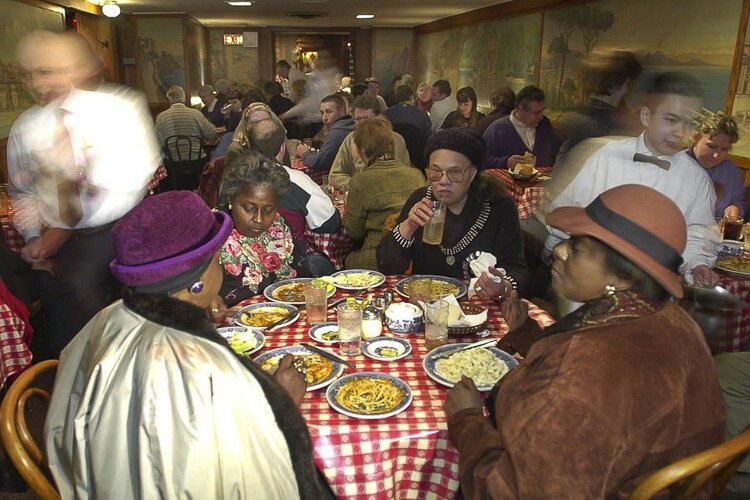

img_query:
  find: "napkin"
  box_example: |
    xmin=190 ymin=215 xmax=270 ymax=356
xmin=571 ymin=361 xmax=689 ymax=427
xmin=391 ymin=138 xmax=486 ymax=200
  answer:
xmin=468 ymin=252 xmax=506 ymax=298
xmin=442 ymin=294 xmax=487 ymax=327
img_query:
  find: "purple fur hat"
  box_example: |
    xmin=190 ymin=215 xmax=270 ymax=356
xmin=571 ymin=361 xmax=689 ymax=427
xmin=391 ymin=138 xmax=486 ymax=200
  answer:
xmin=110 ymin=191 xmax=232 ymax=287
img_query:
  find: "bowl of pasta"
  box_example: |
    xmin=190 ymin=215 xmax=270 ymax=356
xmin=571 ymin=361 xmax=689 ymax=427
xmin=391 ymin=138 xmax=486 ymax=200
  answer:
xmin=423 ymin=344 xmax=518 ymax=391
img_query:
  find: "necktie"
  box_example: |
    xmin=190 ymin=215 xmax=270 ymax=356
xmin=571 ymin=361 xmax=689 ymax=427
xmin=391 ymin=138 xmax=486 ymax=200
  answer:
xmin=55 ymin=110 xmax=83 ymax=227
xmin=633 ymin=152 xmax=671 ymax=171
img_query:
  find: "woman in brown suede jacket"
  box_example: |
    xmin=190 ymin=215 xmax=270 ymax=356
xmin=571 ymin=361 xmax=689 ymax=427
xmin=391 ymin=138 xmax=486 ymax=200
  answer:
xmin=447 ymin=185 xmax=726 ymax=499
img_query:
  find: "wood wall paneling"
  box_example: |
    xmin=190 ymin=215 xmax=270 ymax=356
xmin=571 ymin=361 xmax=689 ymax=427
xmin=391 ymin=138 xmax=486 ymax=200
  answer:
xmin=75 ymin=11 xmax=120 ymax=84
xmin=354 ymin=28 xmax=372 ymax=84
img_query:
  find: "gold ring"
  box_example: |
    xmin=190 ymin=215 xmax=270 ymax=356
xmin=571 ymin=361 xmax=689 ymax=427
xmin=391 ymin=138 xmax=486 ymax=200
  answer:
xmin=211 ymin=308 xmax=219 ymax=313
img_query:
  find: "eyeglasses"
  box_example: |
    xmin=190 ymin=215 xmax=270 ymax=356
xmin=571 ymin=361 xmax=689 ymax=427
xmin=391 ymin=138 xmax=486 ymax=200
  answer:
xmin=427 ymin=165 xmax=471 ymax=183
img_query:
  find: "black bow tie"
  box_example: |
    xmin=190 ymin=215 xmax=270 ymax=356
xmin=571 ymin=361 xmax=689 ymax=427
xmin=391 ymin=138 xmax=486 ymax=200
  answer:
xmin=633 ymin=153 xmax=671 ymax=171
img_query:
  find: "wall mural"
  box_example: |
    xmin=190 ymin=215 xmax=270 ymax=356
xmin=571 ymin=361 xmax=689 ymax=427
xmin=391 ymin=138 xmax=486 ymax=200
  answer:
xmin=0 ymin=0 xmax=64 ymax=138
xmin=417 ymin=0 xmax=742 ymax=125
xmin=539 ymin=0 xmax=741 ymax=115
xmin=372 ymin=29 xmax=414 ymax=93
xmin=137 ymin=18 xmax=186 ymax=103
xmin=731 ymin=14 xmax=750 ymax=158
xmin=418 ymin=14 xmax=541 ymax=109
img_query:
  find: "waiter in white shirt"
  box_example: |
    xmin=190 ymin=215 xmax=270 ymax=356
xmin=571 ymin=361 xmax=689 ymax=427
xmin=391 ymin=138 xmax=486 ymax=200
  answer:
xmin=8 ymin=30 xmax=160 ymax=359
xmin=546 ymin=72 xmax=719 ymax=288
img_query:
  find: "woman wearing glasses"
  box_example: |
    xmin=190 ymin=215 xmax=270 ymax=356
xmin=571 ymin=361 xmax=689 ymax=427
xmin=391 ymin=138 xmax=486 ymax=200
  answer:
xmin=377 ymin=128 xmax=529 ymax=297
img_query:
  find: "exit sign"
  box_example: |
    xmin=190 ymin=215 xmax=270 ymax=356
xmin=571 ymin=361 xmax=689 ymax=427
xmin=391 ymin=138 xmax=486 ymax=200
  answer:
xmin=223 ymin=34 xmax=243 ymax=45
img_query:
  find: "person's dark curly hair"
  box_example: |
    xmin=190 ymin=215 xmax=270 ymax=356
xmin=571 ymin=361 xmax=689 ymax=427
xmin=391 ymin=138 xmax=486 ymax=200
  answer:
xmin=220 ymin=151 xmax=291 ymax=206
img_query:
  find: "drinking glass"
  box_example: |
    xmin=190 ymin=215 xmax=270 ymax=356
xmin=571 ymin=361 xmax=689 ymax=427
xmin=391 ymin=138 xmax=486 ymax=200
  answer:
xmin=409 ymin=278 xmax=432 ymax=306
xmin=715 ymin=217 xmax=725 ymax=239
xmin=424 ymin=299 xmax=449 ymax=350
xmin=723 ymin=216 xmax=744 ymax=241
xmin=742 ymin=223 xmax=750 ymax=253
xmin=422 ymin=201 xmax=446 ymax=245
xmin=305 ymin=281 xmax=328 ymax=325
xmin=337 ymin=303 xmax=362 ymax=356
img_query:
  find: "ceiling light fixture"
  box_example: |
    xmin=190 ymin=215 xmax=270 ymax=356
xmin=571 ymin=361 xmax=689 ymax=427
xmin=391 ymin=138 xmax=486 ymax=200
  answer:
xmin=356 ymin=14 xmax=374 ymax=19
xmin=226 ymin=1 xmax=252 ymax=5
xmin=101 ymin=1 xmax=121 ymax=17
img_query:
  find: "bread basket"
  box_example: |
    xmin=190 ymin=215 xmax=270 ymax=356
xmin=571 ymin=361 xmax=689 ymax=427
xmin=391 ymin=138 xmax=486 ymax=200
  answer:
xmin=447 ymin=303 xmax=489 ymax=337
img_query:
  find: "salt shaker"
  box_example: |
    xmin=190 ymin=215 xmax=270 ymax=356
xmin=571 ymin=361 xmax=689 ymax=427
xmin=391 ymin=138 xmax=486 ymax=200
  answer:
xmin=361 ymin=306 xmax=383 ymax=339
xmin=384 ymin=290 xmax=395 ymax=309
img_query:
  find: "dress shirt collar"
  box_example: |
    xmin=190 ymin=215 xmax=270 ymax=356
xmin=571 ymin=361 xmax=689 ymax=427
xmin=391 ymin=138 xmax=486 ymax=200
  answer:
xmin=510 ymin=110 xmax=536 ymax=150
xmin=635 ymin=132 xmax=680 ymax=163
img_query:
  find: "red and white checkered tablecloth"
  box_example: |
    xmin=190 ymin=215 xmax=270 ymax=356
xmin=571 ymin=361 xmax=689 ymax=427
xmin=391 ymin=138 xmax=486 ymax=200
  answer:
xmin=713 ymin=272 xmax=750 ymax=353
xmin=228 ymin=276 xmax=556 ymax=499
xmin=292 ymin=158 xmax=328 ymax=186
xmin=1 ymin=211 xmax=24 ymax=253
xmin=486 ymin=168 xmax=550 ymax=220
xmin=148 ymin=163 xmax=168 ymax=192
xmin=0 ymin=280 xmax=33 ymax=387
xmin=305 ymin=227 xmax=356 ymax=271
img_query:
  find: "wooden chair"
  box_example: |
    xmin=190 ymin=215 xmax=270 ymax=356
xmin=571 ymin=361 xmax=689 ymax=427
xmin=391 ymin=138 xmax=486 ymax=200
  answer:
xmin=0 ymin=360 xmax=60 ymax=499
xmin=627 ymin=425 xmax=750 ymax=499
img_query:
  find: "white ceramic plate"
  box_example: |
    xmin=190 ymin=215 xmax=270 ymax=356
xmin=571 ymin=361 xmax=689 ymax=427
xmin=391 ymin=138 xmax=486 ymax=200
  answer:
xmin=217 ymin=326 xmax=265 ymax=356
xmin=264 ymin=278 xmax=336 ymax=305
xmin=423 ymin=343 xmax=518 ymax=392
xmin=309 ymin=322 xmax=340 ymax=344
xmin=361 ymin=337 xmax=412 ymax=361
xmin=233 ymin=302 xmax=299 ymax=330
xmin=331 ymin=269 xmax=386 ymax=290
xmin=394 ymin=275 xmax=467 ymax=300
xmin=326 ymin=372 xmax=412 ymax=419
xmin=255 ymin=345 xmax=345 ymax=392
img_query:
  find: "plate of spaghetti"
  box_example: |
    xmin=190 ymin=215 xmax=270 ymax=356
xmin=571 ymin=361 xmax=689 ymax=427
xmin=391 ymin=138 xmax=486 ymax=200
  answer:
xmin=255 ymin=346 xmax=344 ymax=391
xmin=326 ymin=372 xmax=412 ymax=419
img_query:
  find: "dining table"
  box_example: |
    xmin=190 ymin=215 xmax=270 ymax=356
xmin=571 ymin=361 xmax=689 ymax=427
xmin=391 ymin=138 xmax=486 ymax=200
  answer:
xmin=486 ymin=167 xmax=551 ymax=220
xmin=713 ymin=270 xmax=750 ymax=352
xmin=224 ymin=275 xmax=556 ymax=499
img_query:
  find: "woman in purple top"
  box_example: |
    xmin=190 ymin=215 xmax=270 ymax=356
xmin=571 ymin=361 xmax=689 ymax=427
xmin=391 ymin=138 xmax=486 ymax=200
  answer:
xmin=689 ymin=111 xmax=746 ymax=218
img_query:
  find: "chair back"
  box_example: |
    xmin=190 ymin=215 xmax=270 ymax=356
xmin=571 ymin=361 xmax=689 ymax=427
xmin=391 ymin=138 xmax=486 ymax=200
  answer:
xmin=162 ymin=135 xmax=208 ymax=192
xmin=197 ymin=156 xmax=226 ymax=208
xmin=627 ymin=425 xmax=750 ymax=499
xmin=163 ymin=135 xmax=204 ymax=161
xmin=0 ymin=360 xmax=60 ymax=499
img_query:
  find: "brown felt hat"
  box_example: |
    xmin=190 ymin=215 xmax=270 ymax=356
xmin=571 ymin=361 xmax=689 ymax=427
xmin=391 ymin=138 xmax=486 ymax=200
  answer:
xmin=547 ymin=184 xmax=687 ymax=298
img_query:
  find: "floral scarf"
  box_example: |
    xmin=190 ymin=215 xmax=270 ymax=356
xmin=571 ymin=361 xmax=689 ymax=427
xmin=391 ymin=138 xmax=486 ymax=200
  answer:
xmin=220 ymin=215 xmax=297 ymax=294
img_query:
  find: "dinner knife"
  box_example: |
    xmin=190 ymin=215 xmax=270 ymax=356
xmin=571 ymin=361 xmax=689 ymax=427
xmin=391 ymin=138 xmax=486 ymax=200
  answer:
xmin=299 ymin=342 xmax=355 ymax=368
xmin=328 ymin=289 xmax=367 ymax=310
xmin=264 ymin=311 xmax=293 ymax=331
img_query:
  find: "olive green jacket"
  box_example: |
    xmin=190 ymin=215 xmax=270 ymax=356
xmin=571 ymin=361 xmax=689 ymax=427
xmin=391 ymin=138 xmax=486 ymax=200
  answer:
xmin=329 ymin=131 xmax=411 ymax=189
xmin=344 ymin=159 xmax=425 ymax=270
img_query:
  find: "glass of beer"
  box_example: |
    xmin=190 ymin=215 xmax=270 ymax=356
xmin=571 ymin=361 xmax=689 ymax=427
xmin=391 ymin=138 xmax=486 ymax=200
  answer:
xmin=305 ymin=281 xmax=328 ymax=325
xmin=422 ymin=201 xmax=446 ymax=245
xmin=743 ymin=223 xmax=750 ymax=253
xmin=723 ymin=216 xmax=744 ymax=241
xmin=424 ymin=299 xmax=449 ymax=350
xmin=337 ymin=303 xmax=362 ymax=356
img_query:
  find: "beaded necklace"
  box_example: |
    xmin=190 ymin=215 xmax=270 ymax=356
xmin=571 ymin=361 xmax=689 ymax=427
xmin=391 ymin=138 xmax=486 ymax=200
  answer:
xmin=426 ymin=186 xmax=491 ymax=265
